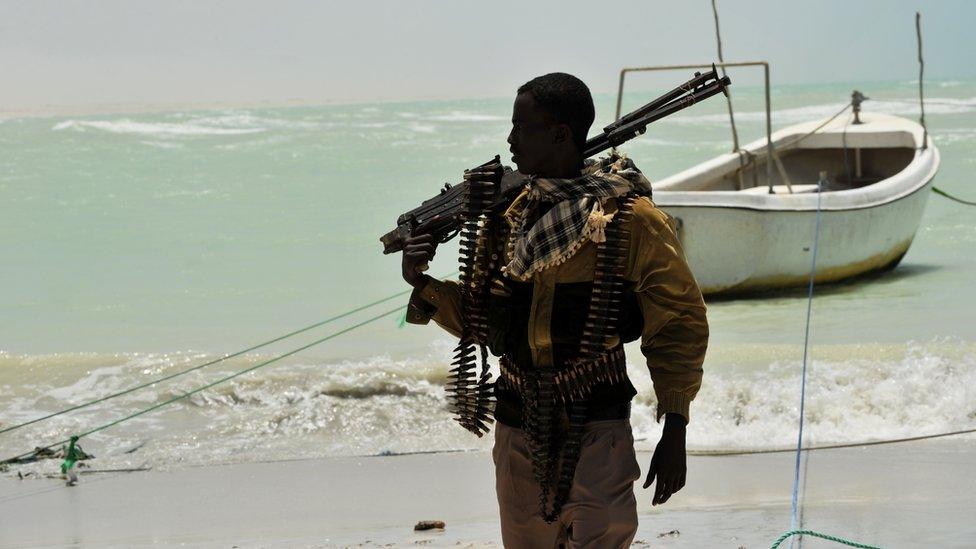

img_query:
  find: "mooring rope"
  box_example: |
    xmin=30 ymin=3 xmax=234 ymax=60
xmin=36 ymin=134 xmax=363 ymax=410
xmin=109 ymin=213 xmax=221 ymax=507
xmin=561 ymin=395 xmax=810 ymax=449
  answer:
xmin=788 ymin=171 xmax=825 ymax=537
xmin=932 ymin=186 xmax=976 ymax=206
xmin=0 ymin=272 xmax=457 ymax=438
xmin=687 ymin=425 xmax=976 ymax=456
xmin=1 ymin=301 xmax=408 ymax=466
xmin=0 ymin=270 xmax=464 ymax=467
xmin=784 ymin=104 xmax=851 ymax=150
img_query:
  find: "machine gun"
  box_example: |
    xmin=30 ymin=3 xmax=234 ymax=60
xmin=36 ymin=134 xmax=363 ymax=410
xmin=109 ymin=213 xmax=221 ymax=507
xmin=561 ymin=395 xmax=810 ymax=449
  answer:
xmin=379 ymin=65 xmax=731 ymax=254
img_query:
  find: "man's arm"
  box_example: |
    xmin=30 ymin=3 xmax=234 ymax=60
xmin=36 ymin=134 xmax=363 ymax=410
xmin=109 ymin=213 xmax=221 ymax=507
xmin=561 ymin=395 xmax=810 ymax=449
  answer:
xmin=626 ymin=197 xmax=709 ymax=506
xmin=405 ymin=275 xmax=465 ymax=338
xmin=628 ymin=198 xmax=708 ymax=421
xmin=401 ymin=234 xmax=464 ymax=337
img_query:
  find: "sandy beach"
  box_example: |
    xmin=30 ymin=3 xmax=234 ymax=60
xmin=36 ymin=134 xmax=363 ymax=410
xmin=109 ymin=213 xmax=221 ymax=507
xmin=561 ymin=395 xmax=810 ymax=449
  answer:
xmin=2 ymin=436 xmax=974 ymax=548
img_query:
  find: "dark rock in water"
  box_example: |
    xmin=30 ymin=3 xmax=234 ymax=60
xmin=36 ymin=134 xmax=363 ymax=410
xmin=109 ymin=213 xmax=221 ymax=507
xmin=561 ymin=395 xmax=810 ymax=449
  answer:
xmin=7 ymin=443 xmax=95 ymax=465
xmin=657 ymin=529 xmax=680 ymax=538
xmin=413 ymin=520 xmax=445 ymax=531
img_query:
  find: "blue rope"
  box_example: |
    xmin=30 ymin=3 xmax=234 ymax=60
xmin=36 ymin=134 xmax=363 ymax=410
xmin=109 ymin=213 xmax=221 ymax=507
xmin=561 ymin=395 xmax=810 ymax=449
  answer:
xmin=790 ymin=172 xmax=825 ymax=533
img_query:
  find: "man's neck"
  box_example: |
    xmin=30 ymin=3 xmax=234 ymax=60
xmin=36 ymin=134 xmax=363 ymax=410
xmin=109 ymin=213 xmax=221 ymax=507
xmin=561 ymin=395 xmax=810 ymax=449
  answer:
xmin=537 ymin=155 xmax=584 ymax=179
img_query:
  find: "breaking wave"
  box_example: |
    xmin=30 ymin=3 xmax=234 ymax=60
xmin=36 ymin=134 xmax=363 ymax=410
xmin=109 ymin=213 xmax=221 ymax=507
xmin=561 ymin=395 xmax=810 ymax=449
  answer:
xmin=53 ymin=119 xmax=266 ymax=137
xmin=1 ymin=339 xmax=973 ymax=475
xmin=427 ymin=111 xmax=506 ymax=122
xmin=51 ymin=111 xmax=328 ymax=138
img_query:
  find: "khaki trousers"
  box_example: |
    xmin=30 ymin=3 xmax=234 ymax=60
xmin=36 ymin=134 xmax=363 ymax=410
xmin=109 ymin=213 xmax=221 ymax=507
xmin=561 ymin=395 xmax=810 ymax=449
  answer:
xmin=493 ymin=420 xmax=641 ymax=548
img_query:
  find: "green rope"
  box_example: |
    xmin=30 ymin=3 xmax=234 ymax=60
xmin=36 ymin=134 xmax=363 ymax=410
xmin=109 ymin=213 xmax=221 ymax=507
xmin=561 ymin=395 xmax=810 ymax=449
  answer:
xmin=1 ymin=301 xmax=410 ymax=466
xmin=0 ymin=272 xmax=456 ymax=437
xmin=59 ymin=436 xmax=81 ymax=475
xmin=770 ymin=529 xmax=881 ymax=549
xmin=932 ymin=186 xmax=976 ymax=207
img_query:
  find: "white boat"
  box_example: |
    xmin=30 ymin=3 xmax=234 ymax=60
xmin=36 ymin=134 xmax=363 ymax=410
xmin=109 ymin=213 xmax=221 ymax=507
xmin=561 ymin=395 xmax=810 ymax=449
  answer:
xmin=651 ymin=109 xmax=940 ymax=295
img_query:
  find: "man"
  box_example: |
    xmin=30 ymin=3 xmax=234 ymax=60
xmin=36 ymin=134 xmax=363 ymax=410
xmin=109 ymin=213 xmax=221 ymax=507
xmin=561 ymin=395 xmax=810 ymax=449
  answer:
xmin=401 ymin=73 xmax=707 ymax=548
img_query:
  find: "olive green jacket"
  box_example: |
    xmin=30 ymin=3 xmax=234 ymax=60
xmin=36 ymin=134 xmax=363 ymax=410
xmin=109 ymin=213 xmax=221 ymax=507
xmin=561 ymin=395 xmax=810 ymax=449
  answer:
xmin=408 ymin=195 xmax=707 ymax=422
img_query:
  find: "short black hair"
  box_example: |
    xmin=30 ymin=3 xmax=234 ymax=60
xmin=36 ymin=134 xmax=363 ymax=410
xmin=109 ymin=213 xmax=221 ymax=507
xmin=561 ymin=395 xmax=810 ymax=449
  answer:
xmin=517 ymin=72 xmax=595 ymax=152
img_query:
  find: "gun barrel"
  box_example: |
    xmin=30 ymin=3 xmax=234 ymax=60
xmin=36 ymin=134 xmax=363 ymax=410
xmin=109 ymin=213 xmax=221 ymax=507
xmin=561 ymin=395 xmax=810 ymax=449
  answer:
xmin=602 ymin=67 xmax=719 ymax=134
xmin=583 ymin=67 xmax=727 ymax=157
xmin=583 ymin=75 xmax=730 ymax=158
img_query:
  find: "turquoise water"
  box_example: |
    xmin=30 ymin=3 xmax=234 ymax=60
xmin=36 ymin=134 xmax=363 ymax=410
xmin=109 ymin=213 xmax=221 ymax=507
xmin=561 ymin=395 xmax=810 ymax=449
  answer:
xmin=1 ymin=79 xmax=974 ymax=468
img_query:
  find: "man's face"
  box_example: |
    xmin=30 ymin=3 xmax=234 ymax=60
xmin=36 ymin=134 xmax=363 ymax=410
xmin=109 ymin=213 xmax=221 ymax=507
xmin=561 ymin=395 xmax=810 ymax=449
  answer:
xmin=507 ymin=92 xmax=561 ymax=176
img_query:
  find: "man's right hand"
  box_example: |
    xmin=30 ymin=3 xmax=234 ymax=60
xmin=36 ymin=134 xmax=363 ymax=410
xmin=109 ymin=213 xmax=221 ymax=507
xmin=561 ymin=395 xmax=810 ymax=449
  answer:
xmin=402 ymin=233 xmax=438 ymax=289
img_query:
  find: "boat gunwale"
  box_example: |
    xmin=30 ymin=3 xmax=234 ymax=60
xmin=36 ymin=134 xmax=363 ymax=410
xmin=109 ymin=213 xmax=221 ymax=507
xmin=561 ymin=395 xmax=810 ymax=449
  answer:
xmin=651 ymin=114 xmax=940 ymax=213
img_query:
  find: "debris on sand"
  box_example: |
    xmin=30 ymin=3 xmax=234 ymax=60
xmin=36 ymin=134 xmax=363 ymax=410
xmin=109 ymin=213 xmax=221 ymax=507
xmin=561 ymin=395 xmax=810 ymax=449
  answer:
xmin=414 ymin=520 xmax=446 ymax=531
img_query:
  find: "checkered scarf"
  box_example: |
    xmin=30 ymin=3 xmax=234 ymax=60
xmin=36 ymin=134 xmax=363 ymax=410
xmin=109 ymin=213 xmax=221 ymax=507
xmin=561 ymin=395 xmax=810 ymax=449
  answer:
xmin=503 ymin=154 xmax=651 ymax=281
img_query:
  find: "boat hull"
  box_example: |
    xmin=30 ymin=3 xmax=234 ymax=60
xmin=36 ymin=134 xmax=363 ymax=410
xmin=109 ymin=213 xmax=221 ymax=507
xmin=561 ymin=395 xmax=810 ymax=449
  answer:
xmin=657 ymin=179 xmax=932 ymax=295
xmin=648 ymin=112 xmax=940 ymax=296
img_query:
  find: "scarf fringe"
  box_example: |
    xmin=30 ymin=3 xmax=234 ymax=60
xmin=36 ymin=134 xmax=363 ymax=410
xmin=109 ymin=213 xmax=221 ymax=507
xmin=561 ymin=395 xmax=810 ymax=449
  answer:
xmin=502 ymin=155 xmax=650 ymax=281
xmin=504 ymin=201 xmax=612 ymax=281
xmin=504 ymin=228 xmax=593 ymax=281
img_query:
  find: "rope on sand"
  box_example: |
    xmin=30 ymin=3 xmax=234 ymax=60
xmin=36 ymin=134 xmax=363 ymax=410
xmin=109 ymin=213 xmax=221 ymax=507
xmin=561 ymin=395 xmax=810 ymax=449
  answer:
xmin=771 ymin=529 xmax=881 ymax=549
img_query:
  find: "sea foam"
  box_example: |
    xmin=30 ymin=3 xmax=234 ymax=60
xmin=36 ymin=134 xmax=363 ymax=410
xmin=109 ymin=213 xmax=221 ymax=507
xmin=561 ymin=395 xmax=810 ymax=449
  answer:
xmin=428 ymin=111 xmax=505 ymax=122
xmin=1 ymin=339 xmax=973 ymax=474
xmin=53 ymin=119 xmax=266 ymax=137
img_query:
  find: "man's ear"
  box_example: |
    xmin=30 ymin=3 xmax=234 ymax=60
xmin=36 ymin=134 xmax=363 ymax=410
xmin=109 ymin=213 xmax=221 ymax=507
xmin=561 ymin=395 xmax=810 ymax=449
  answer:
xmin=551 ymin=123 xmax=572 ymax=145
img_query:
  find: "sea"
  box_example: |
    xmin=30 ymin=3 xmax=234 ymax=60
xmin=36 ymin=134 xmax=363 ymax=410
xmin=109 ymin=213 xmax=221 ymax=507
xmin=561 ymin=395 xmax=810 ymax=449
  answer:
xmin=1 ymin=79 xmax=974 ymax=473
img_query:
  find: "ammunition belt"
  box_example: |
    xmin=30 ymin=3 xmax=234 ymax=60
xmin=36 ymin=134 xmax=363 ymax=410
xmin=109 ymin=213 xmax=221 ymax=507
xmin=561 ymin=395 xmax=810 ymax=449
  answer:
xmin=579 ymin=194 xmax=636 ymax=359
xmin=444 ymin=170 xmax=500 ymax=438
xmin=520 ymin=193 xmax=638 ymax=523
xmin=499 ymin=346 xmax=627 ymax=403
xmin=450 ymin=186 xmax=640 ymax=523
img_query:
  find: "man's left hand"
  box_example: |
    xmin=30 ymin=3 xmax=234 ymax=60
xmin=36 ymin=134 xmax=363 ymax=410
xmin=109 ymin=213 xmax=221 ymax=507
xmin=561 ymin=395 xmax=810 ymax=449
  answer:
xmin=642 ymin=412 xmax=687 ymax=506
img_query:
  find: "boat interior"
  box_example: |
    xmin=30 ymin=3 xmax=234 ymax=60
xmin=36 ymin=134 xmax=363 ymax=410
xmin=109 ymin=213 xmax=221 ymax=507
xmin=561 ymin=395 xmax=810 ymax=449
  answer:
xmin=664 ymin=135 xmax=917 ymax=194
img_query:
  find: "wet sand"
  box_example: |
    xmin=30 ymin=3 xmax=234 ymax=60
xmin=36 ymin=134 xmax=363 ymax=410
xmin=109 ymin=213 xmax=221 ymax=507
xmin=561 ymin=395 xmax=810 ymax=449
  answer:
xmin=1 ymin=437 xmax=974 ymax=548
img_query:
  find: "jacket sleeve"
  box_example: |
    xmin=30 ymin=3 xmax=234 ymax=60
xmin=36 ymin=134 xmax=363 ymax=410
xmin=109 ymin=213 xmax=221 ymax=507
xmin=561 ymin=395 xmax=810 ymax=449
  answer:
xmin=405 ymin=276 xmax=464 ymax=338
xmin=626 ymin=197 xmax=708 ymax=423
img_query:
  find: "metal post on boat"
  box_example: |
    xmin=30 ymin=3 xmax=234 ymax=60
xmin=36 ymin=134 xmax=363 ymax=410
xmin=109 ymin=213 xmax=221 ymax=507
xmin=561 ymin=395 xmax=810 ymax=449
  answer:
xmin=915 ymin=12 xmax=928 ymax=150
xmin=851 ymin=90 xmax=866 ymax=125
xmin=613 ymin=61 xmax=776 ymax=193
xmin=710 ymin=0 xmax=740 ymax=153
xmin=763 ymin=62 xmax=775 ymax=194
xmin=708 ymin=0 xmax=774 ymax=193
xmin=851 ymin=90 xmax=867 ymax=180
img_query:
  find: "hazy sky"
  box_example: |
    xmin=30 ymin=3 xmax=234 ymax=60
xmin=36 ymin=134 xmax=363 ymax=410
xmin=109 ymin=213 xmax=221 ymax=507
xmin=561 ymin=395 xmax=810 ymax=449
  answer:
xmin=1 ymin=0 xmax=972 ymax=109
